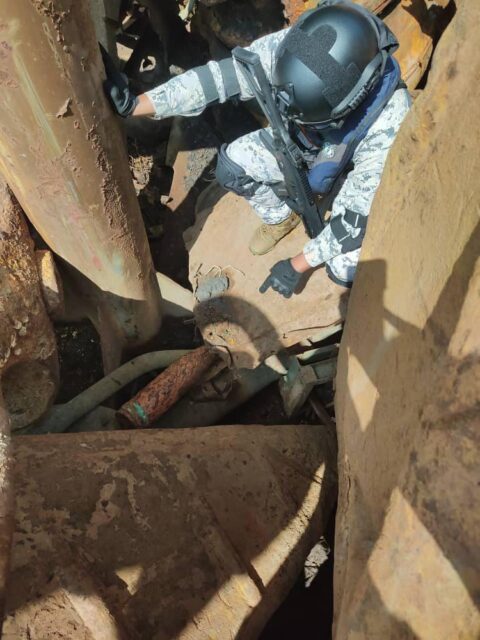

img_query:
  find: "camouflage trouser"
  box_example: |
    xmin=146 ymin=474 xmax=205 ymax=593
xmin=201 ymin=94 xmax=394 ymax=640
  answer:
xmin=225 ymin=128 xmax=360 ymax=285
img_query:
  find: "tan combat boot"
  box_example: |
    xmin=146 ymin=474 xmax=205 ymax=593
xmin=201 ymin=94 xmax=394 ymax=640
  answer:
xmin=249 ymin=212 xmax=300 ymax=255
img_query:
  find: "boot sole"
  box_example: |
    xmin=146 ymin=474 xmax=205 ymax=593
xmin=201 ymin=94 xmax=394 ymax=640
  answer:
xmin=249 ymin=244 xmax=276 ymax=256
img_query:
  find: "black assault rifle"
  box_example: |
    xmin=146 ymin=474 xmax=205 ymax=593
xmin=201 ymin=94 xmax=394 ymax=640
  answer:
xmin=232 ymin=47 xmax=324 ymax=238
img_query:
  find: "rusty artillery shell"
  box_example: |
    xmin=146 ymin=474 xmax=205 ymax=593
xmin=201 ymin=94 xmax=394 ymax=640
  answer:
xmin=117 ymin=347 xmax=218 ymax=427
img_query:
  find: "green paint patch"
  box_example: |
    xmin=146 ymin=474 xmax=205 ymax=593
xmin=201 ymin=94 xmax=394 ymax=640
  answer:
xmin=133 ymin=402 xmax=148 ymax=425
xmin=112 ymin=253 xmax=125 ymax=276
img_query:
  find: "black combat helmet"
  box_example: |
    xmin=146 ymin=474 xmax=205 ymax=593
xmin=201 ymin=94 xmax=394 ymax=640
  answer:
xmin=272 ymin=0 xmax=399 ymax=127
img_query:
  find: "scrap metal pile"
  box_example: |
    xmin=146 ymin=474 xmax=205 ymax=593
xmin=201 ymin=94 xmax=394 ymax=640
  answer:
xmin=0 ymin=1 xmax=472 ymax=639
xmin=0 ymin=0 xmax=452 ymax=432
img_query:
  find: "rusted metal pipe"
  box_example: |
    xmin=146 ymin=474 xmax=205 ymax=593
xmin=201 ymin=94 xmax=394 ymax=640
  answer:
xmin=154 ymin=362 xmax=280 ymax=429
xmin=117 ymin=347 xmax=219 ymax=427
xmin=0 ymin=395 xmax=13 ymax=633
xmin=0 ymin=177 xmax=59 ymax=430
xmin=0 ymin=0 xmax=162 ymax=369
xmin=28 ymin=349 xmax=192 ymax=435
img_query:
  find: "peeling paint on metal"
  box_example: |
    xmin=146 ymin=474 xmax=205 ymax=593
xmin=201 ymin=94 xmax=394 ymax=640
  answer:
xmin=132 ymin=402 xmax=148 ymax=426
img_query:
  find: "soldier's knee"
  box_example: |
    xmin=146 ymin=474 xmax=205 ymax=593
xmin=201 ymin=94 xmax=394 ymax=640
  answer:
xmin=325 ymin=264 xmax=352 ymax=288
xmin=215 ymin=144 xmax=260 ymax=197
xmin=325 ymin=251 xmax=360 ymax=288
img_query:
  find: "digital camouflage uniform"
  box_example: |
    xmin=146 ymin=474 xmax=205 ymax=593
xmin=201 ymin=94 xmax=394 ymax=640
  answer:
xmin=146 ymin=28 xmax=411 ymax=284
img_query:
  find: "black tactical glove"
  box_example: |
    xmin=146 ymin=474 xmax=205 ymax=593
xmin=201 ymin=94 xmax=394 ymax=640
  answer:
xmin=100 ymin=43 xmax=138 ymax=117
xmin=259 ymin=259 xmax=303 ymax=299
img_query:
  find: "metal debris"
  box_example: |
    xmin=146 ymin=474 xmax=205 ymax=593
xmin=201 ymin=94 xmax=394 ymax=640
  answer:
xmin=117 ymin=346 xmax=219 ymax=427
xmin=279 ymin=355 xmax=337 ymax=418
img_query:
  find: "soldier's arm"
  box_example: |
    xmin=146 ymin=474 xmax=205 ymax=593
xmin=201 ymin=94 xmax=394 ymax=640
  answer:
xmin=298 ymin=87 xmax=411 ymax=269
xmin=141 ymin=28 xmax=289 ymax=119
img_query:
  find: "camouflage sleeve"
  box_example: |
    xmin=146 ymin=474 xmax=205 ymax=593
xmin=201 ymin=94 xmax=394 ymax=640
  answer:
xmin=145 ymin=69 xmax=209 ymax=119
xmin=234 ymin=28 xmax=290 ymax=99
xmin=145 ymin=28 xmax=289 ymax=119
xmin=303 ymin=87 xmax=412 ymax=267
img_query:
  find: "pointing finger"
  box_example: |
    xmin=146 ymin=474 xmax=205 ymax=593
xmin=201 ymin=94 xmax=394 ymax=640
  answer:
xmin=259 ymin=278 xmax=271 ymax=294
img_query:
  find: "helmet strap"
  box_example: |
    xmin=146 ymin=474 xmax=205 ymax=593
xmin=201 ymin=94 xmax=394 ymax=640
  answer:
xmin=331 ymin=51 xmax=386 ymax=120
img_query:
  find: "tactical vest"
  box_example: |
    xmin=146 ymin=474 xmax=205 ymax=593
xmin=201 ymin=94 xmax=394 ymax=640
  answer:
xmin=289 ymin=56 xmax=402 ymax=252
xmin=296 ymin=56 xmax=402 ymax=196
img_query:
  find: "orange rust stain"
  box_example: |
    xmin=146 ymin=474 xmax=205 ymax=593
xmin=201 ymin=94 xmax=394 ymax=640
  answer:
xmin=283 ymin=0 xmax=396 ymax=23
xmin=283 ymin=0 xmax=317 ymax=23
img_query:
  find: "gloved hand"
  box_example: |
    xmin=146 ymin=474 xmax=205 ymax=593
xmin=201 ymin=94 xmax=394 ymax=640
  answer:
xmin=259 ymin=259 xmax=303 ymax=298
xmin=100 ymin=43 xmax=138 ymax=117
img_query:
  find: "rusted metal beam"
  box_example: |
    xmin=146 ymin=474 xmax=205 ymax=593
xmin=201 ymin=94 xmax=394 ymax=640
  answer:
xmin=0 ymin=0 xmax=162 ymax=369
xmin=117 ymin=346 xmax=219 ymax=427
xmin=0 ymin=177 xmax=59 ymax=430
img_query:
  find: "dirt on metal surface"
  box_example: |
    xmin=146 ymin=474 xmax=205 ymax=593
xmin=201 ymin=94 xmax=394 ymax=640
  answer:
xmin=0 ymin=178 xmax=58 ymax=429
xmin=5 ymin=424 xmax=337 ymax=640
xmin=334 ymin=2 xmax=480 ymax=636
xmin=185 ymin=189 xmax=348 ymax=369
xmin=0 ymin=0 xmax=162 ymax=367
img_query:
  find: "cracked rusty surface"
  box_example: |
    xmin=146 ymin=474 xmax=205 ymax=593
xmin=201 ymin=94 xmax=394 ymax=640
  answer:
xmin=117 ymin=347 xmax=218 ymax=427
xmin=5 ymin=424 xmax=337 ymax=639
xmin=0 ymin=177 xmax=58 ymax=429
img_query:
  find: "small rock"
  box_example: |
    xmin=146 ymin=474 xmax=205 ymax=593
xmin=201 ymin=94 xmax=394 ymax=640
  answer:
xmin=195 ymin=274 xmax=229 ymax=302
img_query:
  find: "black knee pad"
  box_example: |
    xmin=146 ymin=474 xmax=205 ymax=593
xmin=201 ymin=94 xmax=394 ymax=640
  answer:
xmin=325 ymin=263 xmax=353 ymax=289
xmin=215 ymin=144 xmax=260 ymax=198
